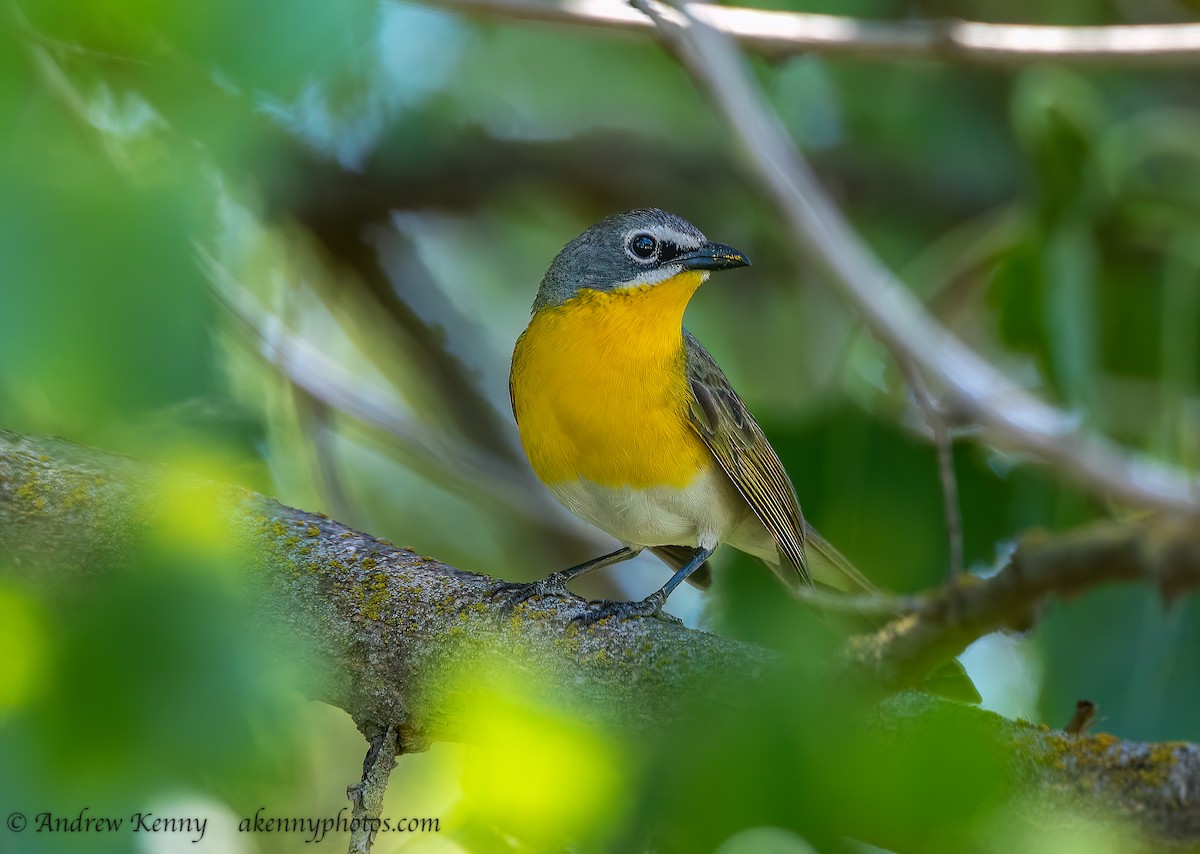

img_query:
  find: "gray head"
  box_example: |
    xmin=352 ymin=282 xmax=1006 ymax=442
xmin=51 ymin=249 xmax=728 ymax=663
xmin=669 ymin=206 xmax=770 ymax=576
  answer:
xmin=532 ymin=208 xmax=750 ymax=311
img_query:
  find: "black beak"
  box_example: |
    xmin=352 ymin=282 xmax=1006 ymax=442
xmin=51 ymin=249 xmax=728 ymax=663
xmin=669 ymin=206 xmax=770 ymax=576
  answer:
xmin=676 ymin=241 xmax=751 ymax=272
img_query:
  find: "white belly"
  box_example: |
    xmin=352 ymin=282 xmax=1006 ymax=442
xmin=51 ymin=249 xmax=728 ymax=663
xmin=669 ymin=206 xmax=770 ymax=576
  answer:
xmin=547 ymin=467 xmax=779 ymax=562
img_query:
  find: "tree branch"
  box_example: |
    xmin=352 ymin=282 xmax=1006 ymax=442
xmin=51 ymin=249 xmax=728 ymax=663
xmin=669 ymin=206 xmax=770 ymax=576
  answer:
xmin=633 ymin=0 xmax=1200 ymax=518
xmin=0 ymin=429 xmax=765 ymax=744
xmin=346 ymin=723 xmax=401 ymax=854
xmin=426 ymin=0 xmax=1200 ymax=67
xmin=3 ymin=429 xmax=1200 ymax=845
xmin=850 ymin=515 xmax=1200 ymax=693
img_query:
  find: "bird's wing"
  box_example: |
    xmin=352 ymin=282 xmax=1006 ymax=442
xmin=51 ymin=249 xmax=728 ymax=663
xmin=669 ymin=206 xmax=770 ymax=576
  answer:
xmin=683 ymin=334 xmax=976 ymax=698
xmin=682 ymin=331 xmax=811 ymax=588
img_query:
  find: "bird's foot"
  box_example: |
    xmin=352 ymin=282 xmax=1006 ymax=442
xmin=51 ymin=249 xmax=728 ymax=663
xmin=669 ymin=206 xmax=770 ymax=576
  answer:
xmin=488 ymin=571 xmax=581 ymax=610
xmin=572 ymin=592 xmax=681 ymax=626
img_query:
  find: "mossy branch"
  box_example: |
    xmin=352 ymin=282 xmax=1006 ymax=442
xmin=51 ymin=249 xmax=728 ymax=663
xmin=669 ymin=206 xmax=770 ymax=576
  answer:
xmin=0 ymin=429 xmax=764 ymax=750
xmin=2 ymin=429 xmax=1199 ymax=848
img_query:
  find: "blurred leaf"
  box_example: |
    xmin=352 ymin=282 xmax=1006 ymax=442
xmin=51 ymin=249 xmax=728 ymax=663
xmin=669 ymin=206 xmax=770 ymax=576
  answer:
xmin=0 ymin=162 xmax=215 ymax=434
xmin=1011 ymin=68 xmax=1106 ymax=220
xmin=0 ymin=581 xmax=51 ymax=714
xmin=628 ymin=656 xmax=1013 ymax=852
xmin=23 ymin=0 xmax=375 ymax=96
xmin=1042 ymin=218 xmax=1099 ymax=406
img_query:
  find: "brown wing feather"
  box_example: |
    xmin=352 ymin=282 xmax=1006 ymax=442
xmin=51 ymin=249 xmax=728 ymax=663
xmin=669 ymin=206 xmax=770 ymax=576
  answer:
xmin=682 ymin=335 xmax=977 ymax=698
xmin=682 ymin=332 xmax=811 ymax=587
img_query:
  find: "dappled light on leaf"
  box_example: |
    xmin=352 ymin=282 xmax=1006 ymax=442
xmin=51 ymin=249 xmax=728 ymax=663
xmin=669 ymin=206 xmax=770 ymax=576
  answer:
xmin=445 ymin=667 xmax=629 ymax=847
xmin=0 ymin=582 xmax=50 ymax=715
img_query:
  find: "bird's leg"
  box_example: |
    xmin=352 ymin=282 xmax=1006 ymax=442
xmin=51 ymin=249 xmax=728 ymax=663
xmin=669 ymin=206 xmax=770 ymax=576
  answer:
xmin=489 ymin=546 xmax=641 ymax=607
xmin=576 ymin=546 xmax=714 ymax=626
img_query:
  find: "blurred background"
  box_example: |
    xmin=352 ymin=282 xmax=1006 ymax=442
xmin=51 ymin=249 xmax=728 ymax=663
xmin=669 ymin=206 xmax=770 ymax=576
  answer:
xmin=2 ymin=0 xmax=1199 ymax=850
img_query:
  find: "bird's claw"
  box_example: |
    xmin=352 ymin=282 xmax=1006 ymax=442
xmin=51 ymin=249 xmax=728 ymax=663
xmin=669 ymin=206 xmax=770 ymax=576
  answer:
xmin=571 ymin=594 xmax=680 ymax=626
xmin=488 ymin=572 xmax=579 ymax=610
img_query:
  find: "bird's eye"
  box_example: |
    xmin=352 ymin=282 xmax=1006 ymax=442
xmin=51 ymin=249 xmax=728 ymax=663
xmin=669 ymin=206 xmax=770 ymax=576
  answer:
xmin=629 ymin=233 xmax=658 ymax=260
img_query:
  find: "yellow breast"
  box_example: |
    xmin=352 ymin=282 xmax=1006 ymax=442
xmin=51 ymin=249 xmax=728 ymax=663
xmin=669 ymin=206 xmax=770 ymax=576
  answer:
xmin=510 ymin=272 xmax=714 ymax=489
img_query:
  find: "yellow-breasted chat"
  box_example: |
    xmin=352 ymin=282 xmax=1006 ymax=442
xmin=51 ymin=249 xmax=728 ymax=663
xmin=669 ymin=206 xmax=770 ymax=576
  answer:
xmin=504 ymin=208 xmax=873 ymax=615
xmin=505 ymin=207 xmax=977 ymax=703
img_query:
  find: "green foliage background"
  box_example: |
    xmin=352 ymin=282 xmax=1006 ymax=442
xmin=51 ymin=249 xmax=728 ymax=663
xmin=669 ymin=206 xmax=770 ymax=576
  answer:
xmin=1 ymin=0 xmax=1198 ymax=850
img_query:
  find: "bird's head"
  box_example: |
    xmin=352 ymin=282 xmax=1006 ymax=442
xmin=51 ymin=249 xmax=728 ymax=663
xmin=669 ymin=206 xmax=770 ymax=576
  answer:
xmin=533 ymin=208 xmax=750 ymax=311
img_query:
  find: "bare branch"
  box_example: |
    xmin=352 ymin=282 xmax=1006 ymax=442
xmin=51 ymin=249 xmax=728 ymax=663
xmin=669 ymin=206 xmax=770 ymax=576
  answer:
xmin=636 ymin=0 xmax=1200 ymax=517
xmin=425 ymin=0 xmax=1200 ymax=67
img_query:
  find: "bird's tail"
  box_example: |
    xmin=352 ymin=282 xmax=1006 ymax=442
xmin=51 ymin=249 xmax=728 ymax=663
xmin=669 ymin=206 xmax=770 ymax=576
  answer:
xmin=651 ymin=535 xmax=981 ymax=704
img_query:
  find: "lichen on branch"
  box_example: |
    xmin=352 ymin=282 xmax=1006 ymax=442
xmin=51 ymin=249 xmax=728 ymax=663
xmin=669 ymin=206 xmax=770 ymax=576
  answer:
xmin=2 ymin=428 xmax=1199 ymax=847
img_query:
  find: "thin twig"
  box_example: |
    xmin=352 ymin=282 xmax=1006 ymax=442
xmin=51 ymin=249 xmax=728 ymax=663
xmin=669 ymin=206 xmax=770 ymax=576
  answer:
xmin=899 ymin=360 xmax=965 ymax=584
xmin=346 ymin=724 xmax=400 ymax=854
xmin=425 ymin=0 xmax=1200 ymax=67
xmin=636 ymin=0 xmax=1200 ymax=518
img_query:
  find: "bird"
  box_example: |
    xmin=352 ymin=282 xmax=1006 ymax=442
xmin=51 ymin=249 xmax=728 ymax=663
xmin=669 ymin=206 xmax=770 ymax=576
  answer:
xmin=505 ymin=207 xmax=876 ymax=611
xmin=501 ymin=207 xmax=968 ymax=697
